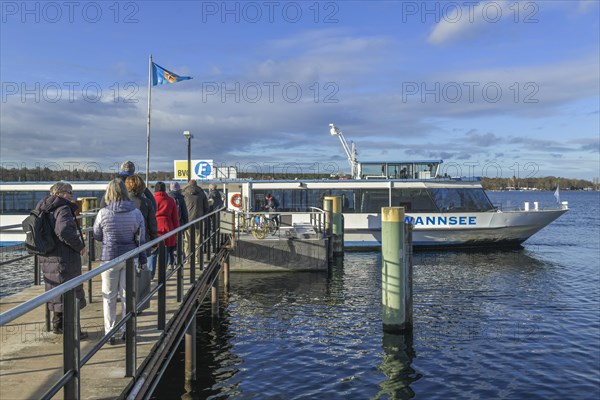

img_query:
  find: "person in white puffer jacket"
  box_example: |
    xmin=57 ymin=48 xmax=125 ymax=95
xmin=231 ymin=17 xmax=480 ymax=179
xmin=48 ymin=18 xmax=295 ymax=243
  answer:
xmin=93 ymin=178 xmax=146 ymax=345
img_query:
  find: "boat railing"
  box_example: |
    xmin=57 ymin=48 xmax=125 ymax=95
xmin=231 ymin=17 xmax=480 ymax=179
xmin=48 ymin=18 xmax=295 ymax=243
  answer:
xmin=233 ymin=209 xmax=328 ymax=240
xmin=492 ymin=202 xmax=569 ymax=212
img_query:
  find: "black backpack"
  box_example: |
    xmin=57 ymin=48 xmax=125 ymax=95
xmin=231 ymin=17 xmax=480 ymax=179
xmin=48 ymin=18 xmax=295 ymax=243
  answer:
xmin=22 ymin=208 xmax=57 ymax=255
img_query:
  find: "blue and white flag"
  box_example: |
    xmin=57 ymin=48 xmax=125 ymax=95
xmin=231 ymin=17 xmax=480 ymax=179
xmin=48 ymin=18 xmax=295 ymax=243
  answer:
xmin=152 ymin=62 xmax=192 ymax=86
xmin=554 ymin=185 xmax=560 ymax=204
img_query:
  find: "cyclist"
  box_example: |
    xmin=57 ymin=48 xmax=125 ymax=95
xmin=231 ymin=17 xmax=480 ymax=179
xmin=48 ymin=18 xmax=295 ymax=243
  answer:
xmin=265 ymin=193 xmax=280 ymax=230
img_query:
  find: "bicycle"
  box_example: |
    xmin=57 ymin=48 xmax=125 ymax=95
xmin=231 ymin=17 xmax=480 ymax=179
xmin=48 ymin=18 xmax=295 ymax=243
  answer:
xmin=250 ymin=213 xmax=278 ymax=239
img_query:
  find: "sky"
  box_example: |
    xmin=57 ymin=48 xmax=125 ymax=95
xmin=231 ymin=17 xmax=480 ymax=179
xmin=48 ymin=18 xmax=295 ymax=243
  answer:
xmin=1 ymin=0 xmax=599 ymax=180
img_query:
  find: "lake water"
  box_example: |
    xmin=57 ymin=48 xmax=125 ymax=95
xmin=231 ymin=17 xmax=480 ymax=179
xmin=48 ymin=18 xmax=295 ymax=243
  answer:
xmin=154 ymin=191 xmax=600 ymax=399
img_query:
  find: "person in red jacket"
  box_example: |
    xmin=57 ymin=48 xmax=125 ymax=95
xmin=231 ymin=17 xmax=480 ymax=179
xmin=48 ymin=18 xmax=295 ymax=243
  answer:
xmin=147 ymin=182 xmax=179 ymax=279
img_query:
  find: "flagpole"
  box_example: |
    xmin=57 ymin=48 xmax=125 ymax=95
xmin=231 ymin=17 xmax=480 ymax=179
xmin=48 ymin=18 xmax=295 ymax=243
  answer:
xmin=146 ymin=54 xmax=152 ymax=183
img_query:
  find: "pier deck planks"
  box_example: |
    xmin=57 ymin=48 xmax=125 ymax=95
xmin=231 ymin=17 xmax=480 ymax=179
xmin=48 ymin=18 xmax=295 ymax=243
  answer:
xmin=0 ymin=262 xmax=202 ymax=399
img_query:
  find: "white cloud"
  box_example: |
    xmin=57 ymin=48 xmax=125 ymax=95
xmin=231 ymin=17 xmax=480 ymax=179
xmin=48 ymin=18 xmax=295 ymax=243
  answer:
xmin=428 ymin=0 xmax=514 ymax=45
xmin=577 ymin=0 xmax=598 ymax=14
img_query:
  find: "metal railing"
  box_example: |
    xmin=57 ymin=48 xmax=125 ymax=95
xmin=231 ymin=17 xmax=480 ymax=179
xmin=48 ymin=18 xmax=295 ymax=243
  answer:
xmin=0 ymin=206 xmax=228 ymax=399
xmin=233 ymin=208 xmax=329 ymax=240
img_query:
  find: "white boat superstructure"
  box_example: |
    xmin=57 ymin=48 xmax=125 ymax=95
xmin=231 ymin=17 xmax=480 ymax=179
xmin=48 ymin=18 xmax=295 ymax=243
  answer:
xmin=0 ymin=124 xmax=569 ymax=248
xmin=226 ymin=178 xmax=568 ymax=248
xmin=223 ymin=123 xmax=568 ymax=248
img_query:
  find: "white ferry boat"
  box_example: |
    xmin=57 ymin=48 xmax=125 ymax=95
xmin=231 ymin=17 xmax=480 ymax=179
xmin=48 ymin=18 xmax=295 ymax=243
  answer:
xmin=224 ymin=124 xmax=569 ymax=248
xmin=0 ymin=124 xmax=568 ymax=248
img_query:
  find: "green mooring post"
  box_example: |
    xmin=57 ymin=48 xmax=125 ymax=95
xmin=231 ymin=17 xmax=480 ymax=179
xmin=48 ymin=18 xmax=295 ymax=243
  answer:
xmin=324 ymin=196 xmax=344 ymax=256
xmin=323 ymin=198 xmax=333 ymax=262
xmin=381 ymin=207 xmax=413 ymax=333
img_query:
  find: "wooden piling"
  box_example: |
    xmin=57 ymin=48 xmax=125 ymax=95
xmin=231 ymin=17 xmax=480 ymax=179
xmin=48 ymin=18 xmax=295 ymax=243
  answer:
xmin=324 ymin=196 xmax=343 ymax=256
xmin=211 ymin=273 xmax=219 ymax=318
xmin=184 ymin=313 xmax=197 ymax=392
xmin=323 ymin=198 xmax=333 ymax=262
xmin=381 ymin=207 xmax=412 ymax=333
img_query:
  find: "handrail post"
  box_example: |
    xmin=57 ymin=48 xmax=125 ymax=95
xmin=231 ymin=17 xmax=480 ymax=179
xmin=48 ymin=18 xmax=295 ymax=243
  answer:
xmin=157 ymin=243 xmax=166 ymax=330
xmin=45 ymin=308 xmax=51 ymax=332
xmin=199 ymin=220 xmax=204 ymax=271
xmin=216 ymin=211 xmax=221 ymax=248
xmin=87 ymin=232 xmax=94 ymax=305
xmin=125 ymin=258 xmax=137 ymax=377
xmin=34 ymin=254 xmax=40 ymax=285
xmin=176 ymin=231 xmax=183 ymax=302
xmin=206 ymin=217 xmax=212 ymax=262
xmin=63 ymin=289 xmax=80 ymax=399
xmin=190 ymin=224 xmax=196 ymax=281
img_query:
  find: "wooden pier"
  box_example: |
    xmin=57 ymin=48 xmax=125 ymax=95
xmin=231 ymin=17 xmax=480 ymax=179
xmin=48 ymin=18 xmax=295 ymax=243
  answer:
xmin=1 ymin=248 xmax=228 ymax=400
xmin=0 ymin=207 xmax=335 ymax=399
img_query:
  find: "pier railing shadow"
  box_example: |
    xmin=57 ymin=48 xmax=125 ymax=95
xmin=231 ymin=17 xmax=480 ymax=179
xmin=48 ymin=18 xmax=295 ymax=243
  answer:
xmin=0 ymin=205 xmax=230 ymax=400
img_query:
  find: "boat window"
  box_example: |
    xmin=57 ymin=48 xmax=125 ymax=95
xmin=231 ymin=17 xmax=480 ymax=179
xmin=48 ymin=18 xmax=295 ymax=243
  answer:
xmin=361 ymin=163 xmax=386 ymax=178
xmin=387 ymin=164 xmax=401 ymax=179
xmin=414 ymin=163 xmax=434 ymax=179
xmin=391 ymin=189 xmax=438 ymax=212
xmin=395 ymin=164 xmax=413 ymax=179
xmin=251 ymin=189 xmax=313 ymax=212
xmin=0 ymin=191 xmax=35 ymax=214
xmin=0 ymin=190 xmax=106 ymax=215
xmin=428 ymin=188 xmax=494 ymax=212
xmin=359 ymin=189 xmax=389 ymax=213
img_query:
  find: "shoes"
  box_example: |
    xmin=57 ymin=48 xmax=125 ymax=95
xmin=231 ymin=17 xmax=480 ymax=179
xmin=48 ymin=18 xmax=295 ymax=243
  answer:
xmin=109 ymin=331 xmax=126 ymax=345
xmin=53 ymin=326 xmax=88 ymax=340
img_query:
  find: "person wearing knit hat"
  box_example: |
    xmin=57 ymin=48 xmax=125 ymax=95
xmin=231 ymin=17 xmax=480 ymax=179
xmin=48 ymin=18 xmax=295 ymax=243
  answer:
xmin=168 ymin=181 xmax=188 ymax=235
xmin=100 ymin=161 xmax=156 ymax=211
xmin=119 ymin=161 xmax=135 ymax=176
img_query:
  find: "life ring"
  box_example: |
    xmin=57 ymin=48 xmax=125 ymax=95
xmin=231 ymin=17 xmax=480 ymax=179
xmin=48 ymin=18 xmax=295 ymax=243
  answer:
xmin=230 ymin=193 xmax=242 ymax=208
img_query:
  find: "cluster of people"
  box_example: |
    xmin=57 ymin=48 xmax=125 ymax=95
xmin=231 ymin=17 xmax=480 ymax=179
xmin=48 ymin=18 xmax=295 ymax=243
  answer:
xmin=36 ymin=161 xmax=224 ymax=344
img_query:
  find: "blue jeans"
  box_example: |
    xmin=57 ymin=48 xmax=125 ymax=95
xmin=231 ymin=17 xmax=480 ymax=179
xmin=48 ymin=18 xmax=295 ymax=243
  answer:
xmin=147 ymin=248 xmax=158 ymax=280
xmin=147 ymin=247 xmax=176 ymax=280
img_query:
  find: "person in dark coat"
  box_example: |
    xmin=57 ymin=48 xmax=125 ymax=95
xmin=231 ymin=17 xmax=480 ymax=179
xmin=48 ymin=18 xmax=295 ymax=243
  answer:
xmin=207 ymin=183 xmax=224 ymax=212
xmin=168 ymin=182 xmax=188 ymax=227
xmin=35 ymin=181 xmax=86 ymax=336
xmin=207 ymin=183 xmax=224 ymax=248
xmin=265 ymin=193 xmax=280 ymax=228
xmin=182 ymin=180 xmax=209 ymax=265
xmin=125 ymin=174 xmax=158 ymax=248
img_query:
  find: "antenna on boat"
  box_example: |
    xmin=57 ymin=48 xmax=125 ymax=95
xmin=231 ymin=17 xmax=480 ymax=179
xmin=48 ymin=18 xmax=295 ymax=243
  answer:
xmin=329 ymin=123 xmax=359 ymax=179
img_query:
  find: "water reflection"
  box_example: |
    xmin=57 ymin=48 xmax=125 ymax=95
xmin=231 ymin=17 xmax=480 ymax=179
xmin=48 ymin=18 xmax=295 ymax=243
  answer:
xmin=375 ymin=331 xmax=419 ymax=400
xmin=414 ymin=248 xmax=549 ymax=273
xmin=156 ymin=246 xmax=566 ymax=400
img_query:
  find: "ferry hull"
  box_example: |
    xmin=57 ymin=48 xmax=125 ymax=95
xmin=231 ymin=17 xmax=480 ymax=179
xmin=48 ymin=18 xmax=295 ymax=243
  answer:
xmin=340 ymin=209 xmax=568 ymax=249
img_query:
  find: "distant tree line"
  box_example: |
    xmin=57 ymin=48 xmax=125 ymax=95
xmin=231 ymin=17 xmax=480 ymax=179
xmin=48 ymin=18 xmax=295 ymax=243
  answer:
xmin=0 ymin=167 xmax=330 ymax=182
xmin=0 ymin=167 xmax=178 ymax=182
xmin=1 ymin=167 xmax=596 ymax=191
xmin=480 ymin=176 xmax=597 ymax=191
